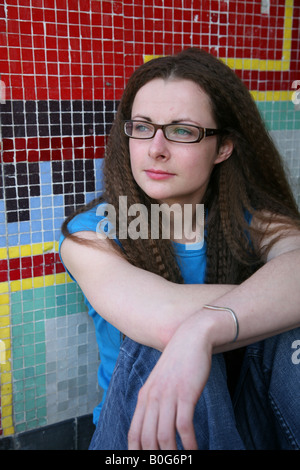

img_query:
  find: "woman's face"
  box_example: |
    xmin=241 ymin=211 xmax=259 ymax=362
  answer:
xmin=129 ymin=78 xmax=232 ymax=207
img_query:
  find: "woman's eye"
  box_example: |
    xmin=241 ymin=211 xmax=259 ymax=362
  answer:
xmin=134 ymin=123 xmax=151 ymax=133
xmin=170 ymin=126 xmax=194 ymax=137
xmin=175 ymin=127 xmax=192 ymax=135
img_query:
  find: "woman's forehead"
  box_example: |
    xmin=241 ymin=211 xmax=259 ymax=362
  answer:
xmin=131 ymin=78 xmax=214 ymax=125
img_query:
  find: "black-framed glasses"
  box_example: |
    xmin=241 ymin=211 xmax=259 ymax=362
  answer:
xmin=123 ymin=120 xmax=223 ymax=144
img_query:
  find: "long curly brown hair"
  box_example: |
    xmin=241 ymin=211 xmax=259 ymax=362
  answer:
xmin=62 ymin=48 xmax=300 ymax=286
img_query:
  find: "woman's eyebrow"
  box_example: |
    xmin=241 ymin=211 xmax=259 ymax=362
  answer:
xmin=170 ymin=118 xmax=198 ymax=124
xmin=131 ymin=115 xmax=200 ymax=125
xmin=131 ymin=115 xmax=152 ymax=121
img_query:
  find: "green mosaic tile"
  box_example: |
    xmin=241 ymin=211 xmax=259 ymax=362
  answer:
xmin=23 ymin=323 xmax=34 ymax=335
xmin=67 ymin=303 xmax=79 ymax=315
xmin=13 ymin=391 xmax=24 ymax=403
xmin=45 ymin=308 xmax=56 ymax=319
xmin=56 ymin=305 xmax=67 ymax=316
xmin=36 ymin=397 xmax=45 ymax=408
xmin=13 ymin=368 xmax=24 ymax=384
xmin=11 ymin=313 xmax=22 ymax=325
xmin=45 ymin=286 xmax=56 ymax=298
xmin=34 ymin=309 xmax=45 ymax=321
xmin=15 ymin=423 xmax=26 ymax=433
xmin=55 ymin=284 xmax=66 ymax=295
xmin=13 ymin=347 xmax=24 ymax=360
xmin=35 ymin=353 xmax=46 ymax=365
xmin=257 ymin=101 xmax=300 ymax=131
xmin=23 ymin=334 xmax=34 ymax=346
xmin=9 ymin=278 xmax=106 ymax=433
xmin=35 ymin=343 xmax=45 ymax=355
xmin=66 ymin=283 xmax=79 ymax=293
xmin=14 ymin=401 xmax=24 ymax=413
xmin=15 ymin=412 xmax=25 ymax=424
xmin=12 ymin=325 xmax=22 ymax=337
xmin=34 ymin=298 xmax=45 ymax=310
xmin=35 ymin=366 xmax=46 ymax=377
xmin=11 ymin=303 xmax=23 ymax=315
xmin=24 ymin=367 xmax=35 ymax=379
xmin=45 ymin=296 xmax=56 ymax=308
xmin=22 ymin=290 xmax=34 ymax=302
xmin=56 ymin=294 xmax=67 ymax=306
xmin=13 ymin=337 xmax=23 ymax=348
xmin=35 ymin=321 xmax=45 ymax=333
xmin=25 ymin=389 xmax=35 ymax=402
xmin=11 ymin=291 xmax=22 ymax=302
xmin=27 ymin=419 xmax=39 ymax=430
xmin=24 ymin=345 xmax=34 ymax=357
xmin=23 ymin=311 xmax=34 ymax=322
xmin=24 ymin=377 xmax=36 ymax=389
xmin=37 ymin=418 xmax=47 ymax=427
xmin=26 ymin=411 xmax=36 ymax=422
xmin=24 ymin=356 xmax=35 ymax=368
xmin=36 ymin=384 xmax=46 ymax=396
xmin=35 ymin=332 xmax=45 ymax=343
xmin=37 ymin=407 xmax=47 ymax=419
xmin=13 ymin=358 xmax=23 ymax=370
xmin=34 ymin=288 xmax=45 ymax=299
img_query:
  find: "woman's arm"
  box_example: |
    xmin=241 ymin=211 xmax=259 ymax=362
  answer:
xmin=128 ymin=226 xmax=300 ymax=450
xmin=212 ymin=223 xmax=300 ymax=352
xmin=61 ymin=225 xmax=300 ymax=352
xmin=60 ymin=231 xmax=234 ymax=351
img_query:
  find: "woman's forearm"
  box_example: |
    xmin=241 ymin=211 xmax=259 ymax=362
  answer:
xmin=78 ymin=250 xmax=235 ymax=351
xmin=61 ymin=234 xmax=234 ymax=350
xmin=119 ymin=246 xmax=300 ymax=352
xmin=61 ymin=235 xmax=300 ymax=352
xmin=202 ymin=248 xmax=300 ymax=353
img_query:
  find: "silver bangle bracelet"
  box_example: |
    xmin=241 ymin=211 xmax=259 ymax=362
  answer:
xmin=203 ymin=304 xmax=239 ymax=343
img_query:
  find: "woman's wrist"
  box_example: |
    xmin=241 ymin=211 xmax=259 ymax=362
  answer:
xmin=203 ymin=305 xmax=239 ymax=343
xmin=194 ymin=305 xmax=239 ymax=352
xmin=158 ymin=297 xmax=240 ymax=353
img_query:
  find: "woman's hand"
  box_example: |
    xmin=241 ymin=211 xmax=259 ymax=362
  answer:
xmin=127 ymin=312 xmax=216 ymax=450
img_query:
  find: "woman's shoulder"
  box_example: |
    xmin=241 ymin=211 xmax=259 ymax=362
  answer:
xmin=66 ymin=202 xmax=107 ymax=235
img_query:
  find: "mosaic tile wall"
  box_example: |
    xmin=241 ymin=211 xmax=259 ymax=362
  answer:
xmin=0 ymin=0 xmax=299 ymax=438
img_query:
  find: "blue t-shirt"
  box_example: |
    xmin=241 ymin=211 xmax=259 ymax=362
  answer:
xmin=59 ymin=204 xmax=207 ymax=425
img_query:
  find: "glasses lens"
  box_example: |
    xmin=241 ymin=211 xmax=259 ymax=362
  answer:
xmin=125 ymin=121 xmax=154 ymax=139
xmin=165 ymin=124 xmax=201 ymax=142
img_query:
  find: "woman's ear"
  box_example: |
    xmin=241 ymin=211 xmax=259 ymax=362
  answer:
xmin=214 ymin=139 xmax=234 ymax=164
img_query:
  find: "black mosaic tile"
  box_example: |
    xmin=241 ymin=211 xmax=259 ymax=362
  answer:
xmin=50 ymin=159 xmax=96 ymax=217
xmin=7 ymin=211 xmax=18 ymax=223
xmin=17 ymin=186 xmax=29 ymax=198
xmin=25 ymin=101 xmax=37 ymax=113
xmin=6 ymin=199 xmax=18 ymax=211
xmin=3 ymin=162 xmax=41 ymax=223
xmin=0 ymin=100 xmax=117 ymax=138
xmin=0 ymin=172 xmax=3 ymax=200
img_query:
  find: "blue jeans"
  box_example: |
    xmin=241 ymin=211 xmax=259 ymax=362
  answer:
xmin=89 ymin=327 xmax=300 ymax=450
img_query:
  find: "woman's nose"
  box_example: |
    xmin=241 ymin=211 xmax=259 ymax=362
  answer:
xmin=148 ymin=129 xmax=170 ymax=159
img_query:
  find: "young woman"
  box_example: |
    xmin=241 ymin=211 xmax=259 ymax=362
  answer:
xmin=60 ymin=48 xmax=300 ymax=449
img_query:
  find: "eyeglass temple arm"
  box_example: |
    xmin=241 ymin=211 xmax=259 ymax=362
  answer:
xmin=205 ymin=128 xmax=223 ymax=137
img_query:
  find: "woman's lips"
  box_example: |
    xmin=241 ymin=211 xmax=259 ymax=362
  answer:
xmin=145 ymin=169 xmax=175 ymax=180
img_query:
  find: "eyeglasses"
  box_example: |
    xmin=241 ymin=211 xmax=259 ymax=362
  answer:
xmin=123 ymin=120 xmax=223 ymax=144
